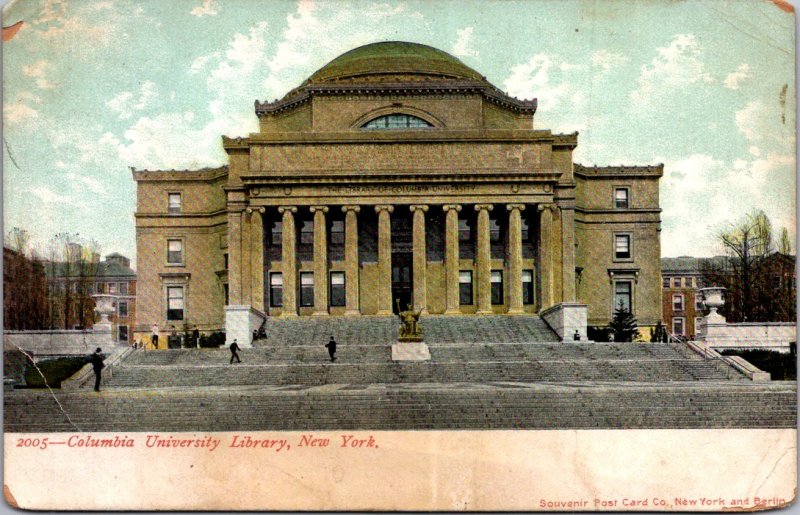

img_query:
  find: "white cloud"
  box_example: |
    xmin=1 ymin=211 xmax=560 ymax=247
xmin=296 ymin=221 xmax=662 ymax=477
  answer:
xmin=106 ymin=81 xmax=159 ymax=119
xmin=364 ymin=3 xmax=406 ymax=20
xmin=30 ymin=185 xmax=73 ymax=206
xmin=66 ymin=172 xmax=107 ymax=195
xmin=503 ymin=53 xmax=583 ymax=112
xmin=631 ymin=34 xmax=713 ymax=106
xmin=190 ymin=0 xmax=220 ymax=17
xmin=3 ymin=92 xmax=43 ymax=125
xmin=723 ymin=63 xmax=752 ymax=90
xmin=452 ymin=27 xmax=479 ymax=58
xmin=22 ymin=60 xmax=55 ymax=89
xmin=734 ymin=100 xmax=766 ymax=142
xmin=590 ymin=49 xmax=628 ymax=75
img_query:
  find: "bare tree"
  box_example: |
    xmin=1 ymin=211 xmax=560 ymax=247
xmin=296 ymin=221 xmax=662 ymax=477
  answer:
xmin=702 ymin=210 xmax=794 ymax=322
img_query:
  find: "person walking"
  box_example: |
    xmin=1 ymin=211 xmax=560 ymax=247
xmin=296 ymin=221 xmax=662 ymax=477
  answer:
xmin=151 ymin=324 xmax=159 ymax=350
xmin=229 ymin=339 xmax=242 ymax=364
xmin=192 ymin=326 xmax=200 ymax=348
xmin=90 ymin=348 xmax=105 ymax=392
xmin=325 ymin=336 xmax=337 ymax=362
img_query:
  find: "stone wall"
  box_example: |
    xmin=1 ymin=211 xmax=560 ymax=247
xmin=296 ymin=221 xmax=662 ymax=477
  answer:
xmin=3 ymin=329 xmax=114 ymax=356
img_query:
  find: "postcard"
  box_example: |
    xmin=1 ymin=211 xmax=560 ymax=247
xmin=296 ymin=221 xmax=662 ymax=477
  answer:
xmin=2 ymin=0 xmax=796 ymax=511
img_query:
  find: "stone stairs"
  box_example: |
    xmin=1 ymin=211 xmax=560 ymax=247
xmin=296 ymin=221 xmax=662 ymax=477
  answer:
xmin=6 ymin=315 xmax=792 ymax=432
xmin=5 ymin=383 xmax=795 ymax=431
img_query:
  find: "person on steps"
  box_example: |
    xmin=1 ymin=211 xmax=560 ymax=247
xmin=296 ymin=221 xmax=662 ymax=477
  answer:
xmin=229 ymin=339 xmax=242 ymax=364
xmin=325 ymin=336 xmax=337 ymax=362
xmin=90 ymin=347 xmax=105 ymax=392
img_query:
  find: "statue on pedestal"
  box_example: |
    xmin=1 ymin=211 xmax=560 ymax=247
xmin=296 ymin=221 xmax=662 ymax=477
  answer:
xmin=396 ymin=300 xmax=423 ymax=342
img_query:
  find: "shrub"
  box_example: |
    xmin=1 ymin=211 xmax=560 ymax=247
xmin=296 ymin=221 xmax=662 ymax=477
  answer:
xmin=721 ymin=349 xmax=796 ymax=380
xmin=199 ymin=331 xmax=225 ymax=348
xmin=23 ymin=356 xmax=88 ymax=388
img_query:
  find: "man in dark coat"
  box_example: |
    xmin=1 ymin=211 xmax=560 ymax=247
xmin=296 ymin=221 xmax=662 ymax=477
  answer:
xmin=192 ymin=326 xmax=200 ymax=348
xmin=229 ymin=339 xmax=241 ymax=364
xmin=90 ymin=348 xmax=105 ymax=392
xmin=325 ymin=336 xmax=337 ymax=362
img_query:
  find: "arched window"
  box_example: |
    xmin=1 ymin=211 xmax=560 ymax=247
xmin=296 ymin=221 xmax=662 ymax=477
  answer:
xmin=362 ymin=114 xmax=433 ymax=130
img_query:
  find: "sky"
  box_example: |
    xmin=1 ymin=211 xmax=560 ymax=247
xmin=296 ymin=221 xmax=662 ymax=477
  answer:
xmin=2 ymin=0 xmax=796 ymax=268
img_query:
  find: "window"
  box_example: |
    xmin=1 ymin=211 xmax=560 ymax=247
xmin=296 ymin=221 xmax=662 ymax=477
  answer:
xmin=119 ymin=282 xmax=129 ymax=295
xmin=362 ymin=114 xmax=432 ymax=130
xmin=695 ymin=296 xmax=704 ymax=312
xmin=167 ymin=286 xmax=184 ymax=321
xmin=673 ymin=277 xmax=682 ymax=288
xmin=118 ymin=300 xmax=128 ymax=318
xmin=118 ymin=325 xmax=129 ymax=342
xmin=95 ymin=283 xmax=104 ymax=294
xmin=270 ymin=273 xmax=283 ymax=307
xmin=300 ymin=220 xmax=313 ymax=245
xmin=330 ymin=272 xmax=345 ymax=307
xmin=491 ymin=270 xmax=503 ymax=305
xmin=459 ymin=271 xmax=473 ymax=305
xmin=108 ymin=282 xmax=117 ymax=294
xmin=167 ymin=239 xmax=183 ymax=264
xmin=672 ymin=293 xmax=684 ymax=312
xmin=614 ymin=281 xmax=632 ymax=313
xmin=330 ymin=220 xmax=345 ymax=245
xmin=662 ymin=277 xmax=670 ymax=288
xmin=168 ymin=193 xmax=181 ymax=214
xmin=270 ymin=221 xmax=283 ymax=245
xmin=489 ymin=219 xmax=501 ymax=243
xmin=300 ymin=272 xmax=314 ymax=307
xmin=614 ymin=188 xmax=629 ymax=209
xmin=686 ymin=277 xmax=694 ymax=288
xmin=522 ymin=270 xmax=534 ymax=305
xmin=223 ymin=253 xmax=229 ymax=270
xmin=694 ymin=317 xmax=703 ymax=333
xmin=521 ymin=218 xmax=530 ymax=242
xmin=672 ymin=317 xmax=685 ymax=336
xmin=614 ymin=234 xmax=631 ymax=260
xmin=458 ymin=219 xmax=471 ymax=242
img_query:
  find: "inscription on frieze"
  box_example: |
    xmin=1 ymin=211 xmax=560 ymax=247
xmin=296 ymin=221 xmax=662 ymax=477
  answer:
xmin=252 ymin=142 xmax=545 ymax=173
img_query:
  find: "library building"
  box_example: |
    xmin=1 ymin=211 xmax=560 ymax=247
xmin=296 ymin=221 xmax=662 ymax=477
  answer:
xmin=133 ymin=41 xmax=663 ymax=345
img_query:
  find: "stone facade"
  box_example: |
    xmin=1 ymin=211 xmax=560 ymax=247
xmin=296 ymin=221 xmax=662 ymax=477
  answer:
xmin=133 ymin=42 xmax=663 ymax=343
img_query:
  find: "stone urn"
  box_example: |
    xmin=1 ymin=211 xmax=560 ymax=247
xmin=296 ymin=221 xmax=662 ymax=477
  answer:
xmin=698 ymin=287 xmax=726 ymax=323
xmin=93 ymin=294 xmax=116 ymax=326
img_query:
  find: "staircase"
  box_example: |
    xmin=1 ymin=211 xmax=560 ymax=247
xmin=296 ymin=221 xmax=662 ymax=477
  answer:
xmin=5 ymin=315 xmax=794 ymax=432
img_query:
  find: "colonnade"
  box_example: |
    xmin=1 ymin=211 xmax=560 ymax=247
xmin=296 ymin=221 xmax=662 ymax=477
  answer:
xmin=228 ymin=202 xmax=572 ymax=317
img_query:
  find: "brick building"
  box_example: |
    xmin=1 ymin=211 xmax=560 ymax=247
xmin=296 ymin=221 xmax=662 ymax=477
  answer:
xmin=660 ymin=256 xmax=706 ymax=338
xmin=3 ymin=246 xmax=48 ymax=330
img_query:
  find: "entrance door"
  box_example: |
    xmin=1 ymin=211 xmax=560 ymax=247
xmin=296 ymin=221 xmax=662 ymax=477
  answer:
xmin=392 ymin=252 xmax=413 ymax=314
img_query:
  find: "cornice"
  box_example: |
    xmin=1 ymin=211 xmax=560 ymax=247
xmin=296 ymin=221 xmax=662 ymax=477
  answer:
xmin=246 ymin=129 xmax=557 ymax=145
xmin=131 ymin=166 xmax=228 ymax=182
xmin=240 ymin=171 xmax=562 ymax=184
xmin=574 ymin=163 xmax=664 ymax=179
xmin=255 ymin=81 xmax=537 ymax=116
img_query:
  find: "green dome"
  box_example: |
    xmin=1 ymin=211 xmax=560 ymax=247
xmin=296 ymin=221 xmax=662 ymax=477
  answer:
xmin=307 ymin=41 xmax=484 ymax=83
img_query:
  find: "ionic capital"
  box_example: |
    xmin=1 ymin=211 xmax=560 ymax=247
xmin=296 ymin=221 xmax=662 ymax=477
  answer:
xmin=375 ymin=205 xmax=394 ymax=214
xmin=310 ymin=205 xmax=329 ymax=214
xmin=245 ymin=207 xmax=253 ymax=214
xmin=537 ymin=203 xmax=556 ymax=213
xmin=506 ymin=203 xmax=526 ymax=212
xmin=278 ymin=206 xmax=297 ymax=214
xmin=409 ymin=204 xmax=429 ymax=213
xmin=341 ymin=205 xmax=361 ymax=214
xmin=258 ymin=207 xmax=266 ymax=213
xmin=474 ymin=204 xmax=494 ymax=212
xmin=442 ymin=204 xmax=462 ymax=213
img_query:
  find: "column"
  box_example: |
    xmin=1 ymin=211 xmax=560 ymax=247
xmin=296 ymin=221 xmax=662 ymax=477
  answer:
xmin=342 ymin=205 xmax=361 ymax=316
xmin=410 ymin=205 xmax=428 ymax=314
xmin=475 ymin=204 xmax=493 ymax=314
xmin=248 ymin=207 xmax=266 ymax=312
xmin=241 ymin=210 xmax=252 ymax=306
xmin=560 ymin=206 xmax=576 ymax=302
xmin=443 ymin=204 xmax=461 ymax=314
xmin=538 ymin=203 xmax=554 ymax=310
xmin=310 ymin=206 xmax=329 ymax=316
xmin=278 ymin=206 xmax=298 ymax=318
xmin=506 ymin=204 xmax=526 ymax=314
xmin=375 ymin=205 xmax=394 ymax=315
xmin=227 ymin=210 xmax=242 ymax=305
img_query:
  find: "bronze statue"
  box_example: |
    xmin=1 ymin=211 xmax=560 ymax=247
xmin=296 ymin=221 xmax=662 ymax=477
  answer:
xmin=396 ymin=300 xmax=423 ymax=342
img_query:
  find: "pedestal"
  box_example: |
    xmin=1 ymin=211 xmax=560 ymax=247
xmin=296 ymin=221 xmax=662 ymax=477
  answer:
xmin=391 ymin=341 xmax=431 ymax=361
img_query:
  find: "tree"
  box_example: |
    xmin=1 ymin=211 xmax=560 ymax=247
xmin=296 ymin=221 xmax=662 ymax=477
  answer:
xmin=44 ymin=233 xmax=102 ymax=329
xmin=702 ymin=209 xmax=794 ymax=322
xmin=608 ymin=302 xmax=640 ymax=342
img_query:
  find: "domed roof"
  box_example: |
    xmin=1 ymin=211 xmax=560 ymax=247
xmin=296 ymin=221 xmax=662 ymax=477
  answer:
xmin=306 ymin=41 xmax=484 ymax=83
